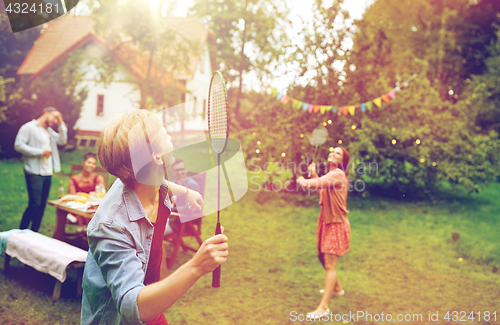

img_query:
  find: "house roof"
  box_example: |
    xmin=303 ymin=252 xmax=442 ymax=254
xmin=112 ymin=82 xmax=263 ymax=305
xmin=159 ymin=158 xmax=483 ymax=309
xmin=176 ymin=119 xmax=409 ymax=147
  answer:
xmin=17 ymin=15 xmax=96 ymax=76
xmin=17 ymin=15 xmax=216 ymax=82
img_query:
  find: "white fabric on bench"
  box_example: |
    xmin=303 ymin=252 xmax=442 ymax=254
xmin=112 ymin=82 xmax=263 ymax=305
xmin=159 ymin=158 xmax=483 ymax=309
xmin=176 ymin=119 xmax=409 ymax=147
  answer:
xmin=6 ymin=232 xmax=87 ymax=282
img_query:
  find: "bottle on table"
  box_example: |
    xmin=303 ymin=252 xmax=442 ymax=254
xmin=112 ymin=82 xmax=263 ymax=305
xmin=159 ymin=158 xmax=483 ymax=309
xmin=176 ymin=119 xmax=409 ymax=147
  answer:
xmin=58 ymin=180 xmax=65 ymax=199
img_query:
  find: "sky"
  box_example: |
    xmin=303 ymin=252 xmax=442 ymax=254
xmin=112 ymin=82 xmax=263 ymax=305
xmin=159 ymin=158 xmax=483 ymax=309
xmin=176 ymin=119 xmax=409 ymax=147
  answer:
xmin=167 ymin=0 xmax=374 ymax=90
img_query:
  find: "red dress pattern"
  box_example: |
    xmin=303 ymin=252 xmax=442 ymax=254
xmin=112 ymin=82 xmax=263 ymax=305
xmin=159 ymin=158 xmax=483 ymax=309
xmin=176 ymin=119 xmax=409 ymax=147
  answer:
xmin=316 ymin=212 xmax=350 ymax=255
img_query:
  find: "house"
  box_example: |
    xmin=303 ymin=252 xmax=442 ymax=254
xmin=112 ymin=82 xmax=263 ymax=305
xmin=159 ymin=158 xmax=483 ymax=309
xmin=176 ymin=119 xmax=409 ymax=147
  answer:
xmin=17 ymin=14 xmax=216 ymax=147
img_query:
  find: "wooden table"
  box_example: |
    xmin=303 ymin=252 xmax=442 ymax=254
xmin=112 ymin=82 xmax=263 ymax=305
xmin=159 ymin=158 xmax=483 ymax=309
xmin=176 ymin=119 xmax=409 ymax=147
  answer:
xmin=48 ymin=200 xmax=96 ymax=243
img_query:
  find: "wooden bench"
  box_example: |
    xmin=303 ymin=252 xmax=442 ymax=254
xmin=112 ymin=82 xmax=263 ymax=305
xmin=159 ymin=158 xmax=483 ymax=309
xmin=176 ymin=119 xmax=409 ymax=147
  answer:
xmin=3 ymin=232 xmax=87 ymax=302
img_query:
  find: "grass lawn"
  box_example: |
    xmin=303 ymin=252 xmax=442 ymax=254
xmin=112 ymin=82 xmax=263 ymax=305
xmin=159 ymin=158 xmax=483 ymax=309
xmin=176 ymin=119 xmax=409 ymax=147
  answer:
xmin=0 ymin=150 xmax=499 ymax=324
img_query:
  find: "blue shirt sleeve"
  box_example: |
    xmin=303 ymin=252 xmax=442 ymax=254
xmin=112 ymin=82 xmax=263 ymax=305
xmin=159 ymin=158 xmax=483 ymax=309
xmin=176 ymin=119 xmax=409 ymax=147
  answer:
xmin=88 ymin=222 xmax=146 ymax=325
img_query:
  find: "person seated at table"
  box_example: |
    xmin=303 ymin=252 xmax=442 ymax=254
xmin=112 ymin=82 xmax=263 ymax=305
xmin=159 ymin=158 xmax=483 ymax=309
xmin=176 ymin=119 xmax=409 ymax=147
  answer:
xmin=164 ymin=159 xmax=200 ymax=234
xmin=68 ymin=152 xmax=105 ymax=194
xmin=81 ymin=110 xmax=228 ymax=325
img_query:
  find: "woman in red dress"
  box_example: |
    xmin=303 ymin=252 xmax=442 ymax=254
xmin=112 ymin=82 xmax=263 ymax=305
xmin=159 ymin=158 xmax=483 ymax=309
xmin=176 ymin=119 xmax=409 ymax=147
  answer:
xmin=297 ymin=146 xmax=350 ymax=318
xmin=68 ymin=152 xmax=105 ymax=194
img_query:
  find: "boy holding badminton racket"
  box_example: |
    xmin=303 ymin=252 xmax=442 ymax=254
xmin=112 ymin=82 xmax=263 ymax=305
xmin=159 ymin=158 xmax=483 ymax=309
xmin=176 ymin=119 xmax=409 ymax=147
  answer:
xmin=81 ymin=111 xmax=228 ymax=325
xmin=297 ymin=147 xmax=350 ymax=319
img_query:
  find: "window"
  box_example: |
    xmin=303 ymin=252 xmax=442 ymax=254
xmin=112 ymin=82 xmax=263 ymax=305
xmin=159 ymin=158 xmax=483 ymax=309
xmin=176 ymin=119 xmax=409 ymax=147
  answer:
xmin=192 ymin=96 xmax=198 ymax=118
xmin=96 ymin=94 xmax=104 ymax=116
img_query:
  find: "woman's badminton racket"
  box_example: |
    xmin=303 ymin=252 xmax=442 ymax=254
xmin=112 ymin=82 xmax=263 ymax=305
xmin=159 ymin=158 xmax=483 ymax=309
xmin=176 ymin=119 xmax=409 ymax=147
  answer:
xmin=208 ymin=70 xmax=229 ymax=288
xmin=308 ymin=126 xmax=328 ymax=177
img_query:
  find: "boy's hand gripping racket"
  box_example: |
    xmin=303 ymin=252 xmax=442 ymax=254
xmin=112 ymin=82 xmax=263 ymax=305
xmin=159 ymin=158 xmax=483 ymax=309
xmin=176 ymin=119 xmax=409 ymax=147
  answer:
xmin=308 ymin=126 xmax=328 ymax=177
xmin=208 ymin=70 xmax=229 ymax=288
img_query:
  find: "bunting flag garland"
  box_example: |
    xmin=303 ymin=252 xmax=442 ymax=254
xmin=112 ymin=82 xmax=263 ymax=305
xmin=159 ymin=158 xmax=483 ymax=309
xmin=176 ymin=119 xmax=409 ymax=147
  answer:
xmin=265 ymin=79 xmax=413 ymax=118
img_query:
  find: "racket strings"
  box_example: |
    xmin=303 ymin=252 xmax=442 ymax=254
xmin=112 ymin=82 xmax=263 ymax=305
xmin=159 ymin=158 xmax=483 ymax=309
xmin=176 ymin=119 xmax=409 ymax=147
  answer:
xmin=310 ymin=128 xmax=328 ymax=146
xmin=209 ymin=76 xmax=228 ymax=153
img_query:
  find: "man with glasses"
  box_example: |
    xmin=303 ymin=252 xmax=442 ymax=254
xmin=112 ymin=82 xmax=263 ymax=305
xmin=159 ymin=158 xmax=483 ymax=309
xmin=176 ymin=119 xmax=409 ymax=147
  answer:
xmin=165 ymin=159 xmax=200 ymax=234
xmin=14 ymin=107 xmax=67 ymax=231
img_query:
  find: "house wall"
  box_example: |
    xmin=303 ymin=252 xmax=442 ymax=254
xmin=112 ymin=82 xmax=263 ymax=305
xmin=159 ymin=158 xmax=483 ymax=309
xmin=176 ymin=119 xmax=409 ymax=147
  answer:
xmin=75 ymin=50 xmax=140 ymax=133
xmin=181 ymin=44 xmax=213 ymax=133
xmin=75 ymin=43 xmax=212 ymax=141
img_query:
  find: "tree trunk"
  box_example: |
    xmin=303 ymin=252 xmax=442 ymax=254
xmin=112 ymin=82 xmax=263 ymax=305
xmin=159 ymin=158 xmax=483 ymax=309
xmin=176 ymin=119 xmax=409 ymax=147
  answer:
xmin=235 ymin=1 xmax=248 ymax=125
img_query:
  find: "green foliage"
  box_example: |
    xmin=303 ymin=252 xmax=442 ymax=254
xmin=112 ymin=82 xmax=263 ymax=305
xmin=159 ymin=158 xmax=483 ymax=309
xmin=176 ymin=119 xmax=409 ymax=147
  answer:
xmin=0 ymin=76 xmax=14 ymax=124
xmin=235 ymin=1 xmax=353 ymax=178
xmin=190 ymin=0 xmax=290 ymax=121
xmin=347 ymin=77 xmax=500 ymax=197
xmin=339 ymin=0 xmax=500 ymax=196
xmin=467 ymin=30 xmax=500 ymax=134
xmin=0 ymin=11 xmax=86 ymax=157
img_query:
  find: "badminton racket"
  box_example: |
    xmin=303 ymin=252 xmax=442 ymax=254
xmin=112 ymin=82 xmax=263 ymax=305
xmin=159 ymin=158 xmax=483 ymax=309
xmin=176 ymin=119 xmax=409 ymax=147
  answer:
xmin=208 ymin=70 xmax=229 ymax=288
xmin=308 ymin=126 xmax=328 ymax=177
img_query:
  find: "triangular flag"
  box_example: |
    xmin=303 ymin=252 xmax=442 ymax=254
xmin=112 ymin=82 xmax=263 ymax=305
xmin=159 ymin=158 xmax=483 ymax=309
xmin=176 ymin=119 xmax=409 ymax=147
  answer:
xmin=276 ymin=93 xmax=282 ymax=100
xmin=373 ymin=97 xmax=382 ymax=108
xmin=302 ymin=103 xmax=309 ymax=111
xmin=388 ymin=90 xmax=396 ymax=99
xmin=290 ymin=99 xmax=297 ymax=108
xmin=308 ymin=104 xmax=314 ymax=113
xmin=360 ymin=103 xmax=366 ymax=112
xmin=271 ymin=88 xmax=278 ymax=97
xmin=366 ymin=101 xmax=373 ymax=111
xmin=337 ymin=109 xmax=341 ymax=116
xmin=382 ymin=94 xmax=390 ymax=104
xmin=295 ymin=101 xmax=303 ymax=110
xmin=313 ymin=105 xmax=320 ymax=113
xmin=280 ymin=95 xmax=288 ymax=103
xmin=325 ymin=106 xmax=333 ymax=112
xmin=320 ymin=105 xmax=326 ymax=114
xmin=342 ymin=107 xmax=348 ymax=116
xmin=332 ymin=107 xmax=337 ymax=113
xmin=282 ymin=96 xmax=290 ymax=105
xmin=348 ymin=105 xmax=355 ymax=116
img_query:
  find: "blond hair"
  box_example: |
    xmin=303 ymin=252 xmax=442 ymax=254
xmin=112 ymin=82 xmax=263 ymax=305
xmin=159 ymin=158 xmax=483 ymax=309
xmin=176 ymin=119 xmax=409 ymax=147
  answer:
xmin=98 ymin=110 xmax=163 ymax=184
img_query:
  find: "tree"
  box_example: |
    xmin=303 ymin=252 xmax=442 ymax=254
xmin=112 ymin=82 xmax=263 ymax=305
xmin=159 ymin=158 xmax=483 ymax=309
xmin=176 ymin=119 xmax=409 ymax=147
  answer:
xmin=89 ymin=0 xmax=200 ymax=110
xmin=0 ymin=5 xmax=87 ymax=157
xmin=190 ymin=0 xmax=290 ymax=126
xmin=240 ymin=0 xmax=500 ymax=197
xmin=340 ymin=0 xmax=500 ymax=196
xmin=235 ymin=0 xmax=352 ymax=179
xmin=467 ymin=30 xmax=500 ymax=135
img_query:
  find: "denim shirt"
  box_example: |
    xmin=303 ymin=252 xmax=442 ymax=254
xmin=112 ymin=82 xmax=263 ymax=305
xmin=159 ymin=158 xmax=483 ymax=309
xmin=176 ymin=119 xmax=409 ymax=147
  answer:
xmin=14 ymin=120 xmax=67 ymax=174
xmin=81 ymin=179 xmax=171 ymax=325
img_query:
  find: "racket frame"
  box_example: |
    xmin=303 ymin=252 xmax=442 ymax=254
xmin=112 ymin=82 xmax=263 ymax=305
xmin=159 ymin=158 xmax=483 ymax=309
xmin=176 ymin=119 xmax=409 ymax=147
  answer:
xmin=207 ymin=70 xmax=229 ymax=155
xmin=207 ymin=70 xmax=229 ymax=288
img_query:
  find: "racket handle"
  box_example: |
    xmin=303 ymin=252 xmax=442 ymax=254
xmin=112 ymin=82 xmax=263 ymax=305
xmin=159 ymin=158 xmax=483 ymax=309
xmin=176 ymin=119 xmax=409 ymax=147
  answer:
xmin=212 ymin=265 xmax=221 ymax=288
xmin=212 ymin=222 xmax=222 ymax=288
